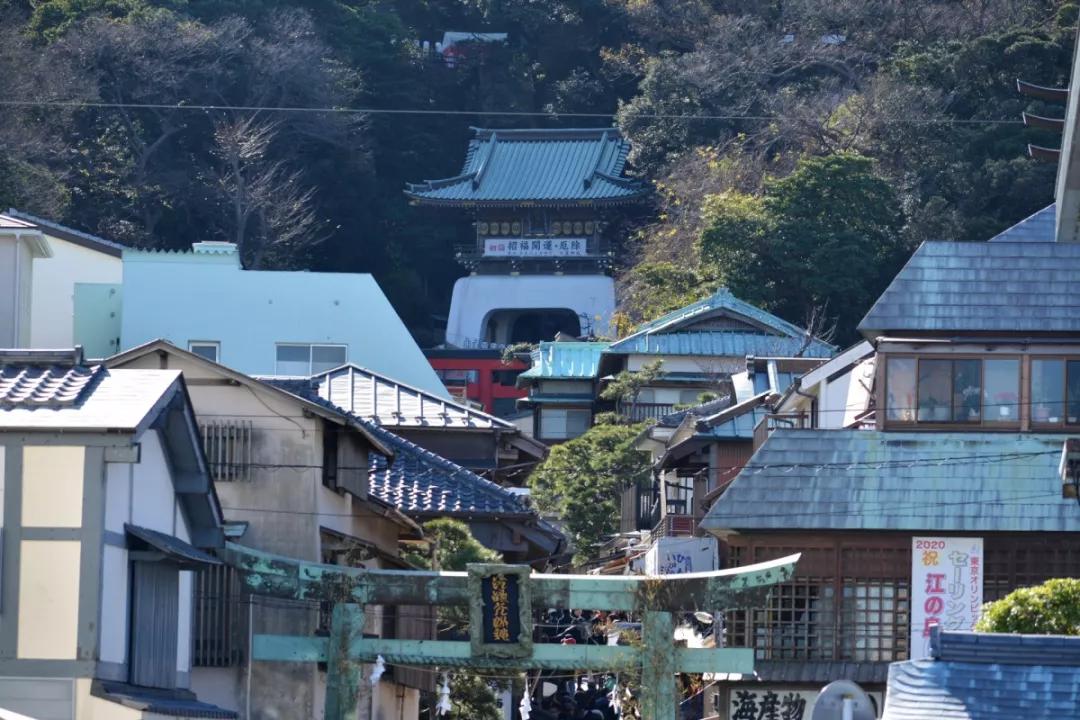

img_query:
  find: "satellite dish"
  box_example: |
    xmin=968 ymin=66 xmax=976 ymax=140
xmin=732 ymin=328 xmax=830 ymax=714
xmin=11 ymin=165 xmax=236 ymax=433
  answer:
xmin=811 ymin=680 xmax=876 ymax=720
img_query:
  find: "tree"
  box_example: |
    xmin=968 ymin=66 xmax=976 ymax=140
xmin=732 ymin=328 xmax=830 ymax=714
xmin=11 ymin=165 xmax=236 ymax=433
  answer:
xmin=975 ymin=578 xmax=1080 ymax=635
xmin=529 ymin=422 xmax=650 ymax=562
xmin=601 ymin=359 xmax=664 ymax=420
xmin=700 ymin=152 xmax=907 ymax=344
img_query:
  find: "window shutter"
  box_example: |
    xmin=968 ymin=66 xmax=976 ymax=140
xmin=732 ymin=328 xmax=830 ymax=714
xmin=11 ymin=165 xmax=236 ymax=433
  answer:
xmin=130 ymin=561 xmax=179 ymax=689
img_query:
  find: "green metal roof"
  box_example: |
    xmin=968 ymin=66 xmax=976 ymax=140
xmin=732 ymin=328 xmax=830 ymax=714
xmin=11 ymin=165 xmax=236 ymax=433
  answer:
xmin=605 ymin=289 xmax=835 ymax=358
xmin=700 ymin=429 xmax=1079 ymax=533
xmin=859 ymin=240 xmax=1080 ymax=337
xmin=518 ymin=341 xmax=609 ymax=383
xmin=404 ymin=128 xmax=646 ymax=206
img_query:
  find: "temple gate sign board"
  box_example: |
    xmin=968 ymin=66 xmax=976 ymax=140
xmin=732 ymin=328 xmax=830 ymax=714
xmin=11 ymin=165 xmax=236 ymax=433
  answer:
xmin=223 ymin=543 xmax=799 ymax=720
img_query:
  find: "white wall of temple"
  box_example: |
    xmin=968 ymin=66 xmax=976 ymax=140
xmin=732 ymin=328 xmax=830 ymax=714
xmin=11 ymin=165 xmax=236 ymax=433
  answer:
xmin=446 ymin=274 xmax=615 ymax=345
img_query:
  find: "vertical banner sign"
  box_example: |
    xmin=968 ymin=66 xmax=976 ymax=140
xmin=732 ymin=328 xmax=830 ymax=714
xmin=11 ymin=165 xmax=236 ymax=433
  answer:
xmin=468 ymin=564 xmax=533 ymax=658
xmin=910 ymin=537 xmax=983 ymax=659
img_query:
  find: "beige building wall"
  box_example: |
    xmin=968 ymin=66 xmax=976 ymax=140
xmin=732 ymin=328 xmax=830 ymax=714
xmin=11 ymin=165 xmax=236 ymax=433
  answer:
xmin=18 ymin=540 xmax=81 ymax=660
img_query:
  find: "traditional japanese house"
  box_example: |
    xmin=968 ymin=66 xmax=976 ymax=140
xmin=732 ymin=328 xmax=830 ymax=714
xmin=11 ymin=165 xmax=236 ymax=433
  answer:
xmin=106 ymin=341 xmax=429 ymax=720
xmin=405 ymin=127 xmax=647 ymax=347
xmin=599 ymin=289 xmax=834 ymax=422
xmin=699 ymin=235 xmax=1080 ymax=718
xmin=515 ymin=340 xmax=610 ymax=443
xmin=306 ymin=362 xmax=547 ymax=486
xmin=0 ymin=348 xmax=232 ymax=720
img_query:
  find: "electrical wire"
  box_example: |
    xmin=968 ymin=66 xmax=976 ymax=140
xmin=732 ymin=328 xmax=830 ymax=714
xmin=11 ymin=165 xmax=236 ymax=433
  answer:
xmin=0 ymin=98 xmax=1028 ymax=124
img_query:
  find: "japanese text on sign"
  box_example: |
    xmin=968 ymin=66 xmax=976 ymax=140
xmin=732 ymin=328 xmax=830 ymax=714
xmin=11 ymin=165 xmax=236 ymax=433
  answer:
xmin=481 ymin=573 xmax=521 ymax=645
xmin=730 ymin=688 xmax=884 ymax=720
xmin=910 ymin=537 xmax=983 ymax=659
xmin=483 ymin=238 xmax=588 ymax=257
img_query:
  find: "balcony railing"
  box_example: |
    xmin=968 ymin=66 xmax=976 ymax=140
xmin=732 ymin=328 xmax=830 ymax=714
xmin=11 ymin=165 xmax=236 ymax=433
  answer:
xmin=618 ymin=401 xmax=679 ymax=422
xmin=752 ymin=411 xmax=811 ymax=451
xmin=651 ymin=513 xmax=697 ymax=541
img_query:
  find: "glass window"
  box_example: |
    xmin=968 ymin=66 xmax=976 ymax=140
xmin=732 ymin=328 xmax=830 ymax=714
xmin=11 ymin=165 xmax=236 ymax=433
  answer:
xmin=188 ymin=341 xmax=219 ymax=363
xmin=275 ymin=345 xmax=310 ymax=376
xmin=917 ymin=360 xmax=952 ymax=422
xmin=540 ymin=408 xmax=591 ymax=440
xmin=1032 ymin=359 xmax=1065 ymax=424
xmin=1069 ymin=361 xmax=1080 ymax=425
xmin=275 ymin=344 xmax=346 ymax=375
xmin=983 ymin=359 xmax=1020 ymax=424
xmin=312 ymin=345 xmax=346 ymax=373
xmin=952 ymin=359 xmax=981 ymax=423
xmin=887 ymin=358 xmax=916 ymax=422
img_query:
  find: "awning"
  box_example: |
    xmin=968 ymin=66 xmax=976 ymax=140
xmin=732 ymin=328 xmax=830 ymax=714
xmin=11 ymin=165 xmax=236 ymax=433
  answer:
xmin=125 ymin=524 xmax=221 ymax=568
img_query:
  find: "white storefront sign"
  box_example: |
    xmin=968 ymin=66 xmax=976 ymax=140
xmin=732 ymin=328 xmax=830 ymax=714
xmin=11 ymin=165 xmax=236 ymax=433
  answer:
xmin=483 ymin=237 xmax=588 ymax=257
xmin=643 ymin=536 xmax=717 ymax=575
xmin=910 ymin=537 xmax=983 ymax=659
xmin=728 ymin=687 xmax=884 ymax=720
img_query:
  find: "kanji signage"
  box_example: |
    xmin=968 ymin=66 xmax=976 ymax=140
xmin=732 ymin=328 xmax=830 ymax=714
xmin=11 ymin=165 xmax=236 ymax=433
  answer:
xmin=468 ymin=564 xmax=533 ymax=658
xmin=910 ymin=537 xmax=983 ymax=659
xmin=483 ymin=238 xmax=588 ymax=257
xmin=728 ymin=687 xmax=883 ymax=720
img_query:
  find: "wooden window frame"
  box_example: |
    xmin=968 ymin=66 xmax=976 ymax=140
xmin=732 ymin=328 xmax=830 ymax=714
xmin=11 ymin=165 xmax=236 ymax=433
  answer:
xmin=883 ymin=354 xmax=1022 ymax=430
xmin=1029 ymin=356 xmax=1080 ymax=430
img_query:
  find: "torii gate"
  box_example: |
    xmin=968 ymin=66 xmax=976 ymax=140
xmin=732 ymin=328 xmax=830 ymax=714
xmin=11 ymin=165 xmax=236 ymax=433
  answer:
xmin=223 ymin=543 xmax=798 ymax=720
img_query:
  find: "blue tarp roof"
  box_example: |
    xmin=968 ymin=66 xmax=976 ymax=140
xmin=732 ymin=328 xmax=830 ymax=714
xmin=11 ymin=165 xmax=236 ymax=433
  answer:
xmin=606 ymin=289 xmax=834 ymax=358
xmin=700 ymin=429 xmax=1080 ymax=533
xmin=405 ymin=127 xmax=646 ymax=206
xmin=859 ymin=240 xmax=1080 ymax=337
xmin=882 ymin=629 xmax=1080 ymax=720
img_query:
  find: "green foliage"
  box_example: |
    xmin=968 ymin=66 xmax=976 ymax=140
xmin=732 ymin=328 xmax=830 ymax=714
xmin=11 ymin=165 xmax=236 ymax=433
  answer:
xmin=701 ymin=153 xmax=907 ymax=343
xmin=618 ymin=261 xmax=720 ymax=324
xmin=975 ymin=578 xmax=1080 ymax=635
xmin=529 ymin=422 xmax=649 ymax=562
xmin=402 ymin=517 xmax=499 ymax=572
xmin=600 ymin=359 xmax=663 ymax=417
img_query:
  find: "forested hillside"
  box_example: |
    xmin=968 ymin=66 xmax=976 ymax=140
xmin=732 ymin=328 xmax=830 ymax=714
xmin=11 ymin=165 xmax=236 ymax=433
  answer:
xmin=0 ymin=0 xmax=1075 ymax=344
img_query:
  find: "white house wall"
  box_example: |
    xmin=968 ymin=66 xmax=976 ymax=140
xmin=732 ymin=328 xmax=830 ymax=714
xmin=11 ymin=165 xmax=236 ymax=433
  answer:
xmin=29 ymin=235 xmax=121 ymax=349
xmin=131 ymin=430 xmax=177 ymax=534
xmin=18 ymin=540 xmax=81 ymax=660
xmin=99 ymin=544 xmax=128 ymax=665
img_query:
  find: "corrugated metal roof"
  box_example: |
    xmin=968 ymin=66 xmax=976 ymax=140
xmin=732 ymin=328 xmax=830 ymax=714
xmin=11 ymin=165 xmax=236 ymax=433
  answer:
xmin=606 ymin=289 xmax=835 ymax=358
xmin=518 ymin=341 xmax=609 ymax=381
xmin=987 ymin=203 xmax=1055 ymax=243
xmin=405 ymin=127 xmax=646 ymax=206
xmin=700 ymin=429 xmax=1080 ymax=533
xmin=882 ymin=630 xmax=1080 ymax=720
xmin=312 ymin=364 xmax=514 ymax=430
xmin=859 ymin=241 xmax=1080 ymax=336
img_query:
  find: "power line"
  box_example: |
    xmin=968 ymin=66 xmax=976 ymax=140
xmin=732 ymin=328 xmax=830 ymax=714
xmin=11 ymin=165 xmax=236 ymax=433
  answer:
xmin=0 ymin=98 xmax=1026 ymax=125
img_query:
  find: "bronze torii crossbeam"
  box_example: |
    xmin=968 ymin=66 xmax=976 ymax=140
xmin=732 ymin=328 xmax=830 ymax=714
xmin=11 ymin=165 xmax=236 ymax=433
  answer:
xmin=223 ymin=543 xmax=798 ymax=720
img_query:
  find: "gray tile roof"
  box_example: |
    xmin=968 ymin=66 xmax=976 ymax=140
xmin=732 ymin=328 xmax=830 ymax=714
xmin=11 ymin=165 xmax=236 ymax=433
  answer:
xmin=312 ymin=364 xmax=515 ymax=430
xmin=405 ymin=127 xmax=646 ymax=206
xmin=718 ymin=660 xmax=890 ymax=686
xmin=0 ymin=364 xmax=104 ymax=408
xmin=700 ymin=429 xmax=1080 ymax=533
xmin=987 ymin=204 xmax=1055 ymax=243
xmin=858 ymin=241 xmax=1080 ymax=337
xmin=882 ymin=629 xmax=1080 ymax=720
